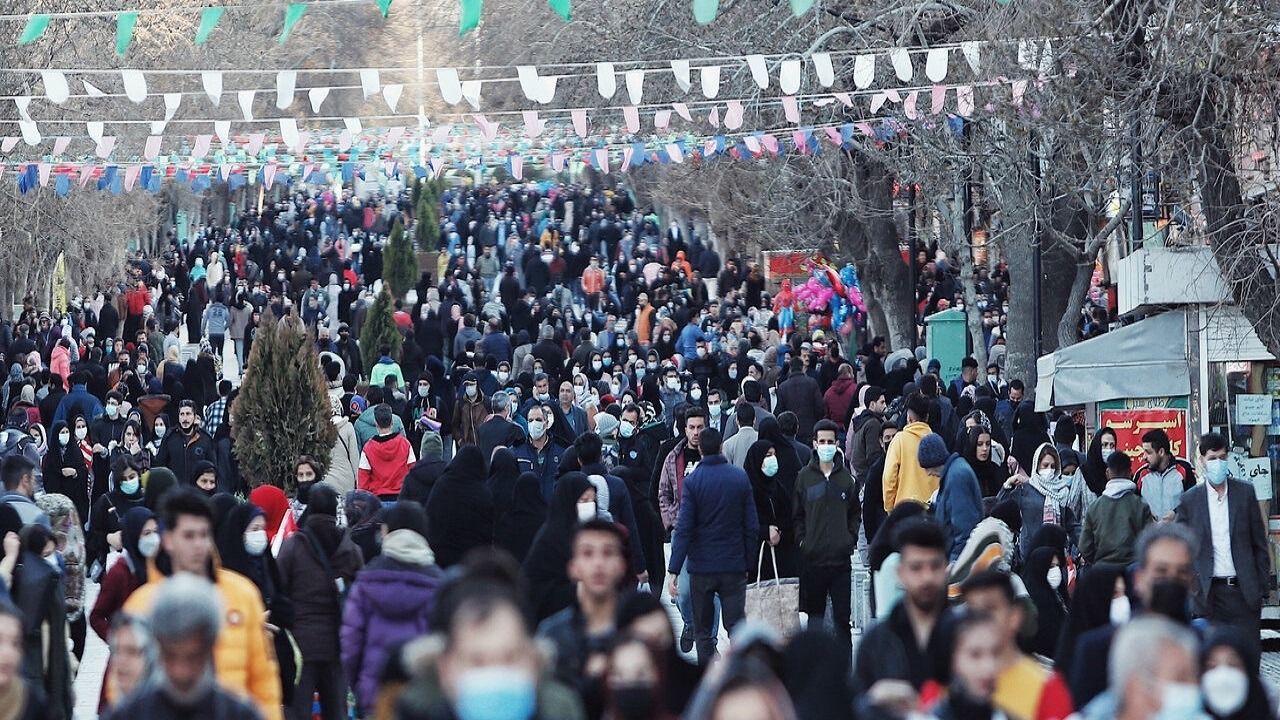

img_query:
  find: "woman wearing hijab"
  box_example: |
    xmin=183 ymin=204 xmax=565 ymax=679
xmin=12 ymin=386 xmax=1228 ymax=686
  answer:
xmin=866 ymin=500 xmax=927 ymax=617
xmin=424 ymin=444 xmax=494 ymax=569
xmin=141 ymin=466 xmax=178 ymax=513
xmin=90 ymin=507 xmax=157 ymax=641
xmin=744 ymin=440 xmax=794 ymax=581
xmin=37 ymin=493 xmax=87 ymax=661
xmin=1054 ymin=564 xmax=1129 ymax=680
xmin=494 ymin=471 xmax=547 ymax=564
xmin=217 ymin=502 xmax=300 ymax=706
xmin=997 ymin=443 xmax=1081 ymax=563
xmin=1200 ymin=627 xmax=1276 ymax=720
xmin=1019 ymin=546 xmax=1068 ymax=657
xmin=249 ymin=484 xmax=293 ymax=548
xmin=1081 ymin=427 xmax=1118 ymax=495
xmin=1008 ymin=401 xmax=1050 ymax=474
xmin=278 ymin=486 xmax=363 ymax=720
xmin=961 ymin=426 xmax=1005 ymax=498
xmin=755 ymin=416 xmax=800 ymax=498
xmin=43 ymin=420 xmax=89 ymax=524
xmin=342 ymin=490 xmax=383 ymax=562
xmin=485 ymin=447 xmax=521 ymax=524
xmin=522 ymin=472 xmax=595 ymax=620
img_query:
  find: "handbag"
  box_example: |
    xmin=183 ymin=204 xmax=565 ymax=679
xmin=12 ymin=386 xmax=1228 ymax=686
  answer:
xmin=745 ymin=543 xmax=800 ymax=638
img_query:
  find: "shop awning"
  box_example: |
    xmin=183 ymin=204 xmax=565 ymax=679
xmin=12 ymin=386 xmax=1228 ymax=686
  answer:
xmin=1035 ymin=310 xmax=1190 ymax=411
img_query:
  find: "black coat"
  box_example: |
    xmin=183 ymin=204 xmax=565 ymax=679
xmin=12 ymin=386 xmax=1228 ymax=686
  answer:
xmin=425 ymin=446 xmax=495 ymax=569
xmin=400 ymin=454 xmax=447 ymax=505
xmin=494 ymin=471 xmax=547 ymax=564
xmin=153 ymin=427 xmax=215 ymax=485
xmin=477 ymin=416 xmax=525 ymax=462
xmin=522 ymin=473 xmax=594 ymax=620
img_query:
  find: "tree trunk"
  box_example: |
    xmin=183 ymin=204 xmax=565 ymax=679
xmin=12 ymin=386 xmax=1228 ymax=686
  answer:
xmin=842 ymin=150 xmax=915 ymax=352
xmin=1057 ymin=250 xmax=1094 ymax=348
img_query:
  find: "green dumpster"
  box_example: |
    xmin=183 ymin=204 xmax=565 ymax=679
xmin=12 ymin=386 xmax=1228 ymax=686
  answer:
xmin=925 ymin=309 xmax=971 ymax=385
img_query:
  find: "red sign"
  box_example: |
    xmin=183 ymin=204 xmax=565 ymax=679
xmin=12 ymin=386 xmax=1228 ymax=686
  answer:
xmin=764 ymin=251 xmax=815 ymax=280
xmin=1098 ymin=408 xmax=1189 ymax=460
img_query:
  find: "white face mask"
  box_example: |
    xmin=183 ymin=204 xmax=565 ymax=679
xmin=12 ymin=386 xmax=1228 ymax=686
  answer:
xmin=690 ymin=387 xmax=702 ymax=400
xmin=696 ymin=347 xmax=707 ymax=358
xmin=592 ymin=361 xmax=602 ymax=371
xmin=244 ymin=530 xmax=269 ymax=556
xmin=418 ymin=386 xmax=430 ymax=398
xmin=665 ymin=378 xmax=680 ymax=391
xmin=154 ymin=424 xmax=166 ymax=437
xmin=497 ymin=371 xmax=510 ymax=383
xmin=1110 ymin=595 xmax=1131 ymax=625
xmin=762 ymin=455 xmax=779 ymax=477
xmin=138 ymin=532 xmax=161 ymax=559
xmin=610 ymin=384 xmax=621 ymax=397
xmin=1037 ymin=467 xmax=1057 ymax=480
xmin=619 ymin=420 xmax=636 ymax=438
xmin=576 ymin=501 xmax=596 ymax=523
xmin=1046 ymin=566 xmax=1062 ymax=589
xmin=536 ymin=392 xmax=550 ymax=403
xmin=1101 ymin=449 xmax=1115 ymax=461
xmin=527 ymin=420 xmax=546 ymax=441
xmin=75 ymin=426 xmax=88 ymax=441
xmin=465 ymin=385 xmax=478 ymax=399
xmin=59 ymin=431 xmax=71 ymax=445
xmin=707 ymin=402 xmax=721 ymax=416
xmin=1201 ymin=665 xmax=1249 ymax=717
xmin=106 ymin=404 xmax=119 ymax=418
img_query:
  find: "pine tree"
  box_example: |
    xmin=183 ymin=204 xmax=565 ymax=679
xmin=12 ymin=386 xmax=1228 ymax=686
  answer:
xmin=410 ymin=176 xmax=422 ymax=211
xmin=382 ymin=218 xmax=415 ymax=300
xmin=360 ymin=286 xmax=402 ymax=375
xmin=416 ymin=179 xmax=439 ymax=252
xmin=231 ymin=311 xmax=337 ymax=493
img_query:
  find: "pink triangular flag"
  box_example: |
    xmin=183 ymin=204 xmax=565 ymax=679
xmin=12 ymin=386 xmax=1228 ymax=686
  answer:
xmin=550 ymin=151 xmax=566 ymax=172
xmin=885 ymin=89 xmax=902 ymax=103
xmin=144 ymin=135 xmax=163 ymax=160
xmin=654 ymin=110 xmax=671 ymax=130
xmin=339 ymin=130 xmax=353 ymax=152
xmin=95 ymin=137 xmax=116 ymax=159
xmin=623 ymin=106 xmax=640 ymax=134
xmin=703 ymin=139 xmax=717 ymax=157
xmin=510 ymin=155 xmax=524 ymax=180
xmin=903 ymin=92 xmax=919 ymax=119
xmin=833 ymin=92 xmax=853 ymax=107
xmin=296 ymin=131 xmax=312 ymax=152
xmin=594 ymin=148 xmax=609 ymax=173
xmin=473 ymin=115 xmax=498 ymax=142
xmin=781 ymin=95 xmax=800 ymax=124
xmin=708 ymin=106 xmax=720 ymax=128
xmin=743 ymin=135 xmax=761 ymax=154
xmin=856 ymin=122 xmax=876 ymax=137
xmin=792 ymin=131 xmax=808 ymax=153
xmin=428 ymin=157 xmax=445 ymax=178
xmin=761 ymin=134 xmax=779 ymax=155
xmin=80 ymin=164 xmax=96 ymax=187
xmin=1012 ymin=80 xmax=1028 ymax=106
xmin=931 ymin=85 xmax=946 ymax=114
xmin=0 ymin=138 xmax=16 ymax=153
xmin=672 ymin=103 xmax=692 ymax=122
xmin=724 ymin=101 xmax=744 ymax=130
xmin=124 ymin=165 xmax=141 ymax=191
xmin=824 ymin=127 xmax=843 ymax=146
xmin=246 ymin=133 xmax=265 ymax=156
xmin=191 ymin=134 xmax=212 ymax=159
xmin=622 ymin=147 xmax=636 ymax=171
xmin=956 ymin=86 xmax=975 ymax=117
xmin=52 ymin=137 xmax=71 ymax=155
xmin=264 ymin=163 xmax=278 ymax=188
xmin=666 ymin=143 xmax=683 ymax=164
xmin=430 ymin=125 xmax=452 ymax=144
xmin=387 ymin=127 xmax=406 ymax=148
xmin=522 ymin=110 xmax=546 ymax=138
xmin=571 ymin=109 xmax=588 ymax=137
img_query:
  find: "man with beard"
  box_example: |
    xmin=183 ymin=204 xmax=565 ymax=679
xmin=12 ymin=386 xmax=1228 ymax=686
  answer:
xmin=854 ymin=517 xmax=958 ymax=715
xmin=107 ymin=574 xmax=263 ymax=720
xmin=154 ymin=400 xmax=215 ymax=486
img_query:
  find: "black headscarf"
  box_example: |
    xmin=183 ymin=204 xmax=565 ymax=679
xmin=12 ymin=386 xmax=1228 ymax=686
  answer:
xmin=494 ymin=471 xmax=547 ymax=564
xmin=1020 ymin=546 xmax=1067 ymax=657
xmin=784 ymin=630 xmax=855 ymax=720
xmin=120 ymin=506 xmax=155 ymax=584
xmin=962 ymin=426 xmax=1005 ymax=498
xmin=756 ymin=416 xmax=800 ymax=497
xmin=1082 ymin=427 xmax=1117 ymax=495
xmin=486 ymin=447 xmax=520 ymax=522
xmin=144 ymin=467 xmax=179 ymax=512
xmin=1201 ymin=627 xmax=1274 ymax=720
xmin=210 ymin=492 xmax=239 ymax=534
xmin=1055 ymin=563 xmax=1127 ymax=676
xmin=868 ymin=500 xmax=926 ymax=571
xmin=216 ymin=502 xmax=268 ymax=591
xmin=425 ymin=444 xmax=495 ymax=569
xmin=521 ymin=471 xmax=593 ymax=619
xmin=1010 ymin=401 xmax=1049 ymax=473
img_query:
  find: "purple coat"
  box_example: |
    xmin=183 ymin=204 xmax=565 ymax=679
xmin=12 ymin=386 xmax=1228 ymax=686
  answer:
xmin=340 ymin=556 xmax=440 ymax=713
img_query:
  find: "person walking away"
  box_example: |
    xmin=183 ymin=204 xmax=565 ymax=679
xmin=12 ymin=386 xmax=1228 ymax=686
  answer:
xmin=847 ymin=386 xmax=887 ymax=480
xmin=775 ymin=357 xmax=825 ymax=444
xmin=1175 ymin=432 xmax=1270 ymax=657
xmin=923 ymin=432 xmax=983 ymax=561
xmin=792 ymin=419 xmax=859 ymax=655
xmin=1079 ymin=451 xmax=1152 ymax=566
xmin=103 ymin=574 xmax=263 ymax=720
xmin=277 ymin=485 xmax=363 ymax=720
xmin=357 ymin=404 xmax=415 ymax=502
xmin=424 ymin=445 xmax=494 ymax=569
xmin=667 ymin=428 xmax=758 ymax=665
xmin=882 ymin=393 xmax=936 ymax=511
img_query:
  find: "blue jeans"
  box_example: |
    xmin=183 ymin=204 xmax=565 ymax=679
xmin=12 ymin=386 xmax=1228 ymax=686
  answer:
xmin=677 ymin=565 xmax=719 ymax=641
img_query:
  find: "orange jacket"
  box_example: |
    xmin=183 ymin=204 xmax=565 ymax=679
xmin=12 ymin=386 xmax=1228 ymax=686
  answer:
xmin=583 ymin=267 xmax=606 ymax=295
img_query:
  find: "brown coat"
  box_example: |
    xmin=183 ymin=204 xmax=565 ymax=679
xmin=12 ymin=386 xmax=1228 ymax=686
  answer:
xmin=276 ymin=515 xmax=364 ymax=661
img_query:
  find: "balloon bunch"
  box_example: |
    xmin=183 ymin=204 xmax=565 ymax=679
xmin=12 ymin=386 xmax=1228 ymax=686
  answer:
xmin=792 ymin=259 xmax=868 ymax=336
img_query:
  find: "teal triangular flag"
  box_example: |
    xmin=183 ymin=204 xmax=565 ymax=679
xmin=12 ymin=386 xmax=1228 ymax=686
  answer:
xmin=375 ymin=0 xmax=394 ymax=17
xmin=116 ymin=12 xmax=138 ymax=55
xmin=459 ymin=0 xmax=482 ymax=35
xmin=692 ymin=0 xmax=718 ymax=24
xmin=18 ymin=15 xmax=50 ymax=45
xmin=195 ymin=7 xmax=224 ymax=44
xmin=789 ymin=0 xmax=814 ymax=14
xmin=548 ymin=0 xmax=571 ymax=21
xmin=279 ymin=3 xmax=308 ymax=44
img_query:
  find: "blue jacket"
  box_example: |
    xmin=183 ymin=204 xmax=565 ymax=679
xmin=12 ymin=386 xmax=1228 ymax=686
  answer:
xmin=932 ymin=453 xmax=984 ymax=560
xmin=53 ymin=384 xmax=105 ymax=426
xmin=676 ymin=323 xmax=705 ymax=360
xmin=514 ymin=438 xmax=568 ymax=503
xmin=668 ymin=455 xmax=759 ymax=575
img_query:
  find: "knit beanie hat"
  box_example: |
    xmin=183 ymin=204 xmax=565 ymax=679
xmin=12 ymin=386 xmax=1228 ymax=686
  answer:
xmin=917 ymin=433 xmax=949 ymax=469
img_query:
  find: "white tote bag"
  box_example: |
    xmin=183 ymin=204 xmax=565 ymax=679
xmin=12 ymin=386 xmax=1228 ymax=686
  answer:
xmin=745 ymin=543 xmax=800 ymax=638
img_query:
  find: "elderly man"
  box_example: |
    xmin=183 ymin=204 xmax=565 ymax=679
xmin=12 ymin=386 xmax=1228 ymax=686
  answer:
xmin=1103 ymin=617 xmax=1201 ymax=720
xmin=106 ymin=574 xmax=264 ymax=720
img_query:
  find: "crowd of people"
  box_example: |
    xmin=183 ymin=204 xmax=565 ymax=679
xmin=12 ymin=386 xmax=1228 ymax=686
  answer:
xmin=0 ymin=179 xmax=1271 ymax=720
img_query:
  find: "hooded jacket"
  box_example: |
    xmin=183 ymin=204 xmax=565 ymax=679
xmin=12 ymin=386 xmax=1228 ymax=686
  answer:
xmin=1079 ymin=479 xmax=1152 ymax=565
xmin=822 ymin=375 xmax=858 ymax=431
xmin=932 ymin=453 xmax=984 ymax=561
xmin=793 ymin=448 xmax=859 ymax=568
xmin=324 ymin=414 xmax=360 ymax=493
xmin=424 ymin=445 xmax=494 ymax=568
xmin=881 ymin=420 xmax=935 ymax=512
xmin=399 ymin=432 xmax=447 ymax=505
xmin=358 ymin=431 xmax=415 ymax=497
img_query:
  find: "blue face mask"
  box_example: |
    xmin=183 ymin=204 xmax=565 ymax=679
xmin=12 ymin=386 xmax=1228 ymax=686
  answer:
xmin=1205 ymin=458 xmax=1229 ymax=487
xmin=454 ymin=667 xmax=536 ymax=720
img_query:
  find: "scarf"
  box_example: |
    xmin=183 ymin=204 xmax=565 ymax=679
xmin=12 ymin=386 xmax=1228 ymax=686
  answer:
xmin=1029 ymin=470 xmax=1072 ymax=526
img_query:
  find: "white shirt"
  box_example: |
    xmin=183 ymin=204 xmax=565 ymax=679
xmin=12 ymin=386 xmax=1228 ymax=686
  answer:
xmin=1207 ymin=482 xmax=1236 ymax=578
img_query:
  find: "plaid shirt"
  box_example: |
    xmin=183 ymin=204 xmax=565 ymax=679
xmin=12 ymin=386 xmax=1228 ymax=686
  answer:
xmin=204 ymin=397 xmax=228 ymax=436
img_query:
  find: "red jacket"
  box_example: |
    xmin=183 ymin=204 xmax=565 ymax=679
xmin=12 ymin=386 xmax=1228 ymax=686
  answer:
xmin=358 ymin=432 xmax=415 ymax=497
xmin=823 ymin=376 xmax=858 ymax=431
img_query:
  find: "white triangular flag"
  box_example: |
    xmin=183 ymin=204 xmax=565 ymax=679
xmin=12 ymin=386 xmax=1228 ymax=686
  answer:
xmin=437 ymin=68 xmax=462 ymax=105
xmin=238 ymin=90 xmax=255 ymax=121
xmin=853 ymin=55 xmax=875 ymax=89
xmin=383 ymin=84 xmax=404 ymax=112
xmin=214 ymin=120 xmax=231 ymax=146
xmin=122 ymin=69 xmax=148 ymax=103
xmin=52 ymin=137 xmax=71 ymax=155
xmin=344 ymin=118 xmax=363 ymax=134
xmin=144 ymin=135 xmax=163 ymax=160
xmin=87 ymin=121 xmax=105 ymax=144
xmin=14 ymin=97 xmax=31 ymax=122
xmin=925 ymin=48 xmax=949 ymax=82
xmin=83 ymin=80 xmax=106 ymax=98
xmin=308 ymin=87 xmax=329 ymax=113
xmin=461 ymin=80 xmax=482 ymax=109
xmin=779 ymin=59 xmax=802 ymax=94
xmin=280 ymin=119 xmax=301 ymax=152
xmin=191 ymin=135 xmax=211 ymax=159
xmin=19 ymin=121 xmax=40 ymax=146
xmin=746 ymin=55 xmax=769 ymax=89
xmin=596 ymin=62 xmax=616 ymax=99
xmin=150 ymin=121 xmax=167 ymax=135
xmin=164 ymin=93 xmax=181 ymax=120
xmin=961 ymin=41 xmax=981 ymax=73
xmin=360 ymin=69 xmax=380 ymax=99
xmin=671 ymin=60 xmax=691 ymax=93
xmin=276 ymin=71 xmax=297 ymax=109
xmin=41 ymin=71 xmax=69 ymax=104
xmin=812 ymin=53 xmax=835 ymax=87
xmin=202 ymin=71 xmax=222 ymax=106
xmin=625 ymin=69 xmax=645 ymax=105
xmin=700 ymin=66 xmax=720 ymax=99
xmin=889 ymin=48 xmax=913 ymax=81
xmin=517 ymin=66 xmax=542 ymax=102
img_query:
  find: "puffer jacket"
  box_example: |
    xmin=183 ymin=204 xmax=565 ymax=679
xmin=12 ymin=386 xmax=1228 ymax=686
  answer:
xmin=340 ymin=530 xmax=441 ymax=715
xmin=881 ymin=420 xmax=936 ymax=512
xmin=124 ymin=559 xmax=283 ymax=720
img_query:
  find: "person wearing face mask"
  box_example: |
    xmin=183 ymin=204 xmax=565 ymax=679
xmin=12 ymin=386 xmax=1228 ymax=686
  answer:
xmin=1096 ymin=617 xmax=1201 ymax=720
xmin=10 ymin=523 xmax=74 ymax=718
xmin=1054 ymin=564 xmax=1132 ymax=683
xmin=1080 ymin=451 xmax=1153 ymax=566
xmin=43 ymin=420 xmax=90 ymax=524
xmin=997 ymin=443 xmax=1081 ymax=564
xmin=91 ymin=507 xmax=157 ymax=643
xmin=1198 ymin=628 xmax=1274 ymax=720
xmin=90 ymin=391 xmax=128 ymax=489
xmin=1175 ymin=432 xmax=1270 ymax=658
xmin=452 ymin=378 xmax=489 ymax=450
xmin=657 ymin=368 xmax=686 ymax=427
xmin=87 ymin=455 xmax=148 ymax=579
xmin=515 ymin=404 xmax=569 ymax=503
xmin=1082 ymin=427 xmax=1119 ymax=496
xmin=1019 ymin=546 xmax=1069 ymax=658
xmin=744 ymin=440 xmax=794 ymax=583
xmin=523 ymin=473 xmax=599 ymax=620
xmin=105 ymin=574 xmax=263 ymax=720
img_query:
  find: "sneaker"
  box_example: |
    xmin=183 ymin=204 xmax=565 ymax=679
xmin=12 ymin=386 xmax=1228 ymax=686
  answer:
xmin=680 ymin=625 xmax=694 ymax=653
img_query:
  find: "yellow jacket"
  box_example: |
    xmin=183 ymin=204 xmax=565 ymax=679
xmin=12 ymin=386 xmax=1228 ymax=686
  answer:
xmin=882 ymin=420 xmax=937 ymax=512
xmin=124 ymin=561 xmax=283 ymax=720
